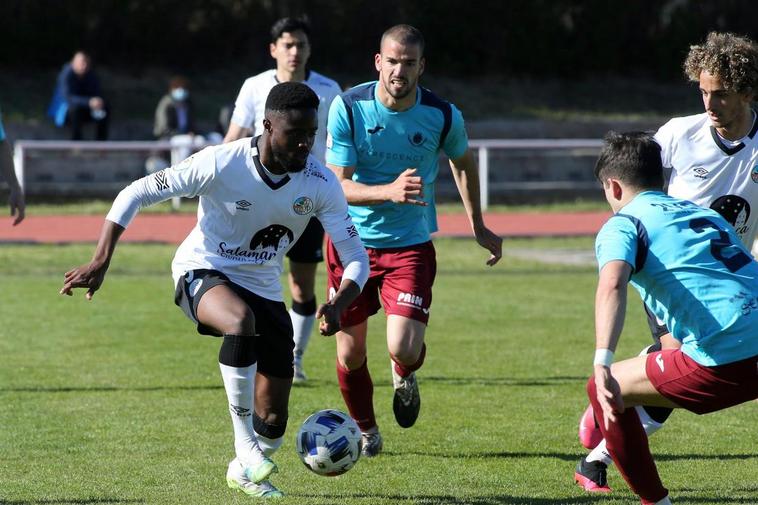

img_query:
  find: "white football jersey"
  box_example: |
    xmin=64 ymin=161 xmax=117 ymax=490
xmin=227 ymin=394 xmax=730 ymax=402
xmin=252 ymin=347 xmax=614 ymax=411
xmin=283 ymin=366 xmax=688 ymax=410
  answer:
xmin=107 ymin=137 xmax=359 ymax=301
xmin=229 ymin=69 xmax=341 ymax=164
xmin=655 ymin=112 xmax=758 ymax=247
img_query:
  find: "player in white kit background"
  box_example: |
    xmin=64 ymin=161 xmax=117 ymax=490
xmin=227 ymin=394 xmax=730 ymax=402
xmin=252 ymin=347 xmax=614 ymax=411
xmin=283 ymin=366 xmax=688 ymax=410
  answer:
xmin=225 ymin=17 xmax=343 ymax=382
xmin=60 ymin=82 xmax=369 ymax=498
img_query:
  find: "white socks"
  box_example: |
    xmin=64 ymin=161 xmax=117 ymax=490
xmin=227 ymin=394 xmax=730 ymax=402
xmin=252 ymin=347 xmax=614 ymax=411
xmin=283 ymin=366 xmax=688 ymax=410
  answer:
xmin=290 ymin=308 xmax=316 ymax=364
xmin=218 ymin=363 xmax=266 ymax=466
xmin=255 ymin=431 xmax=284 ymax=457
xmin=585 ymin=406 xmax=665 ymax=466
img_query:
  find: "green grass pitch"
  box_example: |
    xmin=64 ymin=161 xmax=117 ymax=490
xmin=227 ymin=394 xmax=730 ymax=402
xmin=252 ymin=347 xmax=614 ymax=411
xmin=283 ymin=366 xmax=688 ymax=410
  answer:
xmin=1 ymin=238 xmax=756 ymax=504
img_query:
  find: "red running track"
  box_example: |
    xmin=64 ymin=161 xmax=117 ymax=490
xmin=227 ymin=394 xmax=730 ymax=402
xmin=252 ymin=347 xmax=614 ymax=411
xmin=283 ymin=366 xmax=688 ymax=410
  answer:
xmin=0 ymin=212 xmax=610 ymax=244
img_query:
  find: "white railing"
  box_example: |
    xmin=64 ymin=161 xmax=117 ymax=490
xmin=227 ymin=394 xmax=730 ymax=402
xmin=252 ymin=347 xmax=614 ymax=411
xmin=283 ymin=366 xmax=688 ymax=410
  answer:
xmin=13 ymin=137 xmax=213 ymax=208
xmin=468 ymin=138 xmax=603 ymax=210
xmin=13 ymin=138 xmax=605 ymax=211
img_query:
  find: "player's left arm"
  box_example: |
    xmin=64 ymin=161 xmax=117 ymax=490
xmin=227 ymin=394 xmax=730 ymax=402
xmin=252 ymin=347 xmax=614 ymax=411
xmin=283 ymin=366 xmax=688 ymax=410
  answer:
xmin=317 ymin=234 xmax=368 ymax=335
xmin=449 ymin=149 xmax=502 ymax=266
xmin=313 ymin=170 xmax=370 ymax=335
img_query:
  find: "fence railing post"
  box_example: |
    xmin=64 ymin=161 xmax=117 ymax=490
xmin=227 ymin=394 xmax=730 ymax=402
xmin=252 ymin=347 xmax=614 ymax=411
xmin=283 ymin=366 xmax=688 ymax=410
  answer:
xmin=478 ymin=146 xmax=489 ymax=211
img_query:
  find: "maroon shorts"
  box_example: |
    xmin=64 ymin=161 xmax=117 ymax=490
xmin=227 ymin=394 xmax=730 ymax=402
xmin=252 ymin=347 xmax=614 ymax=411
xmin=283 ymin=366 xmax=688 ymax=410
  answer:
xmin=646 ymin=349 xmax=758 ymax=414
xmin=326 ymin=239 xmax=436 ymax=328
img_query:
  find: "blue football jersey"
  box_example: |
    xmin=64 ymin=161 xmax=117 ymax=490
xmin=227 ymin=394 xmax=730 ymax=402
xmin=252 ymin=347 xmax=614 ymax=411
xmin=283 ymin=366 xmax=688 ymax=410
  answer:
xmin=596 ymin=191 xmax=758 ymax=366
xmin=326 ymin=81 xmax=469 ymax=248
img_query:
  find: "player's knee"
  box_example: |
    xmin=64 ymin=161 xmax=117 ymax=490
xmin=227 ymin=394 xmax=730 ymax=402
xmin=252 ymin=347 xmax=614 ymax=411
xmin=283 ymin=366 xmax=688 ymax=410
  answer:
xmin=219 ymin=306 xmax=256 ymax=336
xmin=388 ymin=340 xmax=422 ymax=365
xmin=337 ymin=338 xmax=367 ymax=370
xmin=338 ymin=351 xmax=367 ymax=371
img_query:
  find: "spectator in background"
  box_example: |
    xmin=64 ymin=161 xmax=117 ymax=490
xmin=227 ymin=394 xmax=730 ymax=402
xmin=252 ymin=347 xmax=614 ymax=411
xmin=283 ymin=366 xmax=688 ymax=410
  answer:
xmin=48 ymin=51 xmax=109 ymax=140
xmin=0 ymin=108 xmax=25 ymax=225
xmin=153 ymin=76 xmax=196 ymax=139
xmin=146 ymin=76 xmax=222 ymax=175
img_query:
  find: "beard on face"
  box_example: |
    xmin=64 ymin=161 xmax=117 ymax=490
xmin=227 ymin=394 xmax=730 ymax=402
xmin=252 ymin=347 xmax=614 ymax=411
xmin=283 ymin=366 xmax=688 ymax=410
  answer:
xmin=384 ymin=75 xmax=416 ymax=99
xmin=272 ymin=148 xmax=308 ymax=173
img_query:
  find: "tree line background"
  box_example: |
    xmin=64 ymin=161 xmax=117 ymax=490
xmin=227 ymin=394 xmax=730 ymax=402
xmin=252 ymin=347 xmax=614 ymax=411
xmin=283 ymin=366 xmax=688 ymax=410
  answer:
xmin=2 ymin=0 xmax=756 ymax=80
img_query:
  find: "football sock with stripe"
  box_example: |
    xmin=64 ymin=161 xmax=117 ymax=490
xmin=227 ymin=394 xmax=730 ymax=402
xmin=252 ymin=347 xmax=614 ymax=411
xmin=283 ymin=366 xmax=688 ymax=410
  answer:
xmin=218 ymin=334 xmax=267 ymax=467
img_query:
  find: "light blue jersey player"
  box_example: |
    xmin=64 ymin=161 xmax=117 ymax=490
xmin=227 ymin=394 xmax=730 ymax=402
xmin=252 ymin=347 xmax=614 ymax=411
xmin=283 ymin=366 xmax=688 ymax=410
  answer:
xmin=323 ymin=24 xmax=502 ymax=458
xmin=595 ymin=191 xmax=758 ymax=366
xmin=326 ymin=81 xmax=468 ymax=247
xmin=574 ymin=132 xmax=758 ymax=505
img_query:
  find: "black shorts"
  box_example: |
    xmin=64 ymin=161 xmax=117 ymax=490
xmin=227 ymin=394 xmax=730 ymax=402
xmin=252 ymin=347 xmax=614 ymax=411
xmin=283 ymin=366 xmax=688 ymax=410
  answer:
xmin=643 ymin=302 xmax=670 ymax=342
xmin=174 ymin=269 xmax=295 ymax=378
xmin=286 ymin=217 xmax=324 ymax=263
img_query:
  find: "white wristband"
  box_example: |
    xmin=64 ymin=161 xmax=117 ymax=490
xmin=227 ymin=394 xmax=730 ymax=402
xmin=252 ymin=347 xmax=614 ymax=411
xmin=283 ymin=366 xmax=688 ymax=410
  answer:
xmin=593 ymin=349 xmax=614 ymax=367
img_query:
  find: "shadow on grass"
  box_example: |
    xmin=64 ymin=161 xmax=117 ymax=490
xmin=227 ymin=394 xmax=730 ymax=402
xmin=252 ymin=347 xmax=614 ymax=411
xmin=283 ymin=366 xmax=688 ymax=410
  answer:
xmin=292 ymin=492 xmax=604 ymax=504
xmin=0 ymin=375 xmax=587 ymax=393
xmin=0 ymin=385 xmax=222 ymax=393
xmin=0 ymin=499 xmax=145 ymax=505
xmin=381 ymin=450 xmax=758 ymax=463
xmin=423 ymin=375 xmax=586 ymax=386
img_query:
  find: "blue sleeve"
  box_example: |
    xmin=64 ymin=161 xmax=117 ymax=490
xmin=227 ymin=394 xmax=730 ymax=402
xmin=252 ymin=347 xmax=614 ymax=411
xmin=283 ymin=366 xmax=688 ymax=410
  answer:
xmin=595 ymin=216 xmax=639 ymax=271
xmin=325 ymin=95 xmax=358 ymax=167
xmin=0 ymin=114 xmax=5 ymax=141
xmin=442 ymin=104 xmax=469 ymax=160
xmin=61 ymin=66 xmax=91 ymax=107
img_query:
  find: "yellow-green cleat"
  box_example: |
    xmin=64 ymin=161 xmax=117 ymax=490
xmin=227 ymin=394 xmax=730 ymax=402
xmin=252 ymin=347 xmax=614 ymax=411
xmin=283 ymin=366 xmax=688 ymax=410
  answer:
xmin=226 ymin=458 xmax=283 ymax=498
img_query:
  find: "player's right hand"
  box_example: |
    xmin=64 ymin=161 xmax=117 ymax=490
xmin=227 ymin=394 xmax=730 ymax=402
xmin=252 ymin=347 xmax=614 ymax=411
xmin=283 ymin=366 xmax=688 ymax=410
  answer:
xmin=593 ymin=365 xmax=624 ymax=430
xmin=60 ymin=261 xmax=108 ymax=300
xmin=386 ymin=168 xmax=427 ymax=206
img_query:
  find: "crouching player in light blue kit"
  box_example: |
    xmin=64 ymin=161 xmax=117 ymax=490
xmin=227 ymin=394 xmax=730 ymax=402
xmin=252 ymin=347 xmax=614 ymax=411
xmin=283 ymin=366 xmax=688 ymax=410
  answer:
xmin=574 ymin=131 xmax=758 ymax=505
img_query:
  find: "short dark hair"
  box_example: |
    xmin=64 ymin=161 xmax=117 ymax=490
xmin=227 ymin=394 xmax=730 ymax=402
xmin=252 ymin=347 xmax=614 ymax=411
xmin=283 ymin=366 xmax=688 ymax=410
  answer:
xmin=380 ymin=24 xmax=425 ymax=55
xmin=594 ymin=131 xmax=664 ymax=190
xmin=265 ymin=81 xmax=319 ymax=113
xmin=270 ymin=16 xmax=311 ymax=43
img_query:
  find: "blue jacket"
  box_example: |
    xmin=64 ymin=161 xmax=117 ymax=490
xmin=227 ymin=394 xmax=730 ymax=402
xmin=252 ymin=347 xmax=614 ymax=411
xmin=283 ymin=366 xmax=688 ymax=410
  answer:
xmin=47 ymin=63 xmax=104 ymax=126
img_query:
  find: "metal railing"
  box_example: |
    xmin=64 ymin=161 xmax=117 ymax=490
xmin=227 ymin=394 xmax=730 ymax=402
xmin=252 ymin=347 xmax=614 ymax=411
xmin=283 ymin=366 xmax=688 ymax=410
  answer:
xmin=469 ymin=139 xmax=602 ymax=209
xmin=13 ymin=138 xmax=605 ymax=210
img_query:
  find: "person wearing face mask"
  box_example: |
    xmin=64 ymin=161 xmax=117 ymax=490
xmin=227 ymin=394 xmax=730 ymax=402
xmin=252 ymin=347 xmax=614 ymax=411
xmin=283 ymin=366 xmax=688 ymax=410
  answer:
xmin=150 ymin=76 xmax=222 ymax=175
xmin=154 ymin=76 xmax=196 ymax=140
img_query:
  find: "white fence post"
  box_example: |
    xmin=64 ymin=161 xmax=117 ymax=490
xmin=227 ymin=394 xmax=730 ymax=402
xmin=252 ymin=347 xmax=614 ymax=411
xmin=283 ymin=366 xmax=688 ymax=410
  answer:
xmin=477 ymin=146 xmax=489 ymax=211
xmin=13 ymin=143 xmax=25 ymax=193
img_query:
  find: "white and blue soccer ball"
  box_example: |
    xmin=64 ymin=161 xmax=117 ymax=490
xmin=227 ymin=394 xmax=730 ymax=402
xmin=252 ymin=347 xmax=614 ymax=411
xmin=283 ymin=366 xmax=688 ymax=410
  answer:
xmin=296 ymin=409 xmax=361 ymax=476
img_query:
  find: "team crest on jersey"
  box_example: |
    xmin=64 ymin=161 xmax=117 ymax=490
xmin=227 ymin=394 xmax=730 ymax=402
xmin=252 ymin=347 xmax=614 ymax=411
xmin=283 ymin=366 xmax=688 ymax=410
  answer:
xmin=408 ymin=131 xmax=425 ymax=146
xmin=752 ymin=165 xmax=758 ymax=183
xmin=293 ymin=196 xmax=314 ymax=215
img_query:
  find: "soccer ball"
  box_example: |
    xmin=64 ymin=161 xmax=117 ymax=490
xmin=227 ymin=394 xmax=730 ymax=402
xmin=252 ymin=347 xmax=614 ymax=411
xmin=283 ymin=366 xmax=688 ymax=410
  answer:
xmin=295 ymin=409 xmax=361 ymax=476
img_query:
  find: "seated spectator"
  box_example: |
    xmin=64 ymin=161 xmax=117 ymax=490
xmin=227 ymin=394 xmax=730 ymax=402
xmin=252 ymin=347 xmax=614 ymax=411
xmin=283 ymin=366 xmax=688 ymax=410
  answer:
xmin=153 ymin=76 xmax=195 ymax=139
xmin=145 ymin=76 xmax=221 ymax=174
xmin=48 ymin=51 xmax=109 ymax=140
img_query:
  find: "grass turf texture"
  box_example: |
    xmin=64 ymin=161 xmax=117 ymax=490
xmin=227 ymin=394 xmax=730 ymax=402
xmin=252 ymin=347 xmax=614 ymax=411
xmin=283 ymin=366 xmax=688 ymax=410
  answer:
xmin=1 ymin=238 xmax=756 ymax=504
